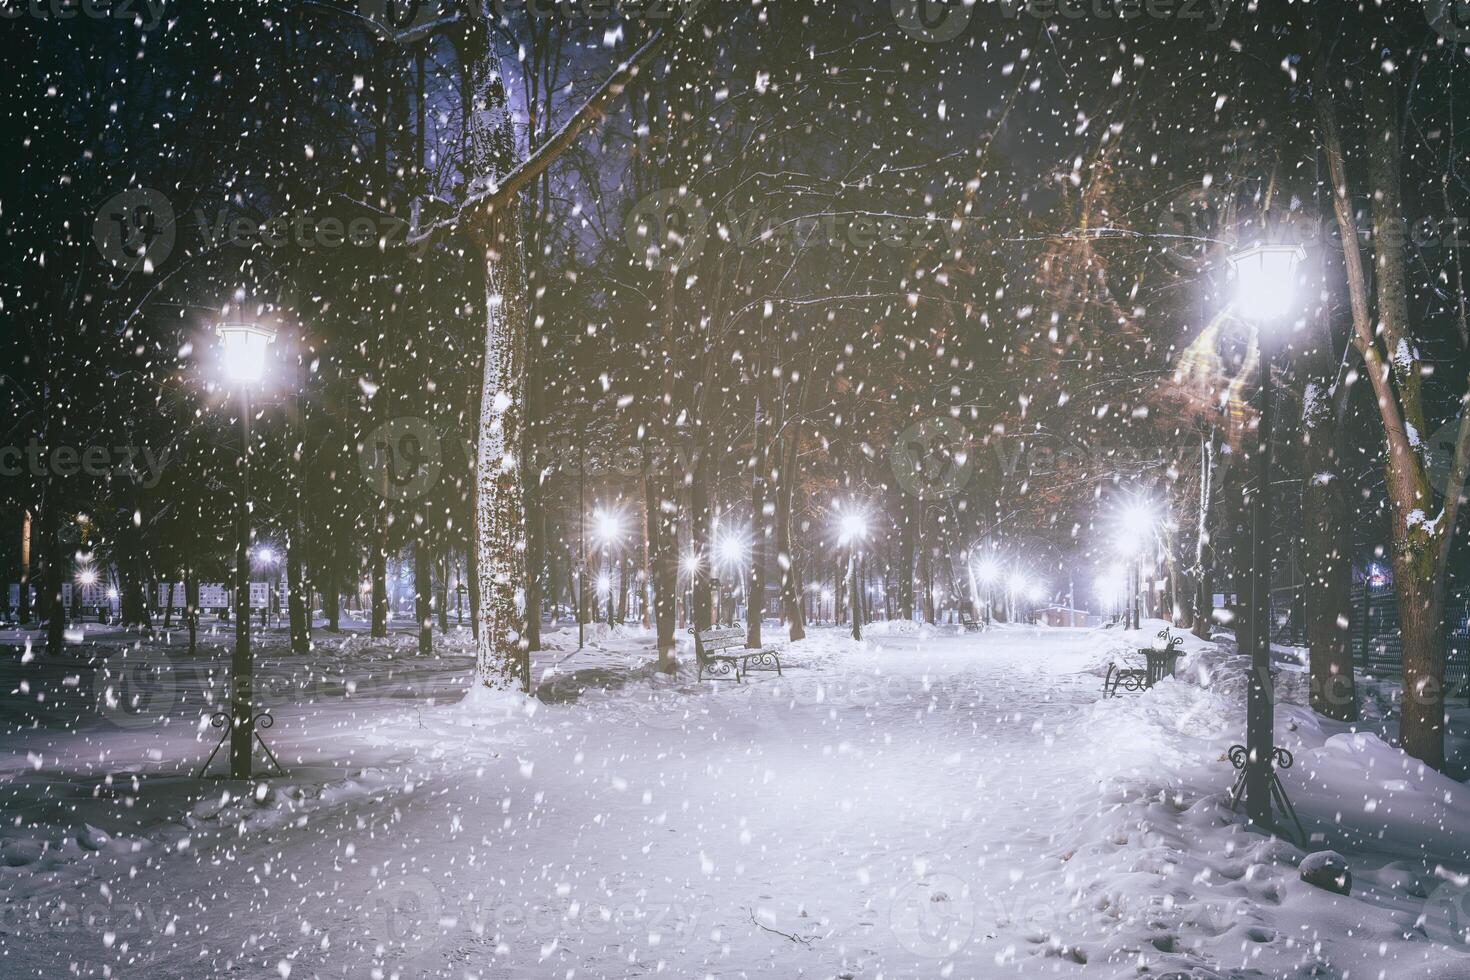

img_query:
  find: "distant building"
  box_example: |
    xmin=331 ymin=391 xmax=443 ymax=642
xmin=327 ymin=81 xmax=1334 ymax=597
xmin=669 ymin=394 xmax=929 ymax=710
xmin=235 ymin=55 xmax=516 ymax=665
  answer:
xmin=1038 ymin=605 xmax=1099 ymax=628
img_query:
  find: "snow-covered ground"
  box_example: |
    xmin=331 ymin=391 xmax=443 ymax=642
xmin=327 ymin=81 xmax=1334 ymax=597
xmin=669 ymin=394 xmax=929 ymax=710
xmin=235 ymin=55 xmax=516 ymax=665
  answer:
xmin=4 ymin=620 xmax=1470 ymax=978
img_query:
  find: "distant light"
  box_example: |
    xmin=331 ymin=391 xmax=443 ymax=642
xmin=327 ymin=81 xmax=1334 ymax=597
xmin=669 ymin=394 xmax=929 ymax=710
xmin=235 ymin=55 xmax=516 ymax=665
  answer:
xmin=715 ymin=533 xmax=747 ymax=567
xmin=106 ymin=588 xmax=119 ymax=600
xmin=974 ymin=558 xmax=999 ymax=584
xmin=837 ymin=508 xmax=869 ymax=546
xmin=596 ymin=573 xmax=612 ymax=594
xmin=76 ymin=568 xmax=98 ymax=587
xmin=1117 ymin=503 xmax=1155 ymax=554
xmin=255 ymin=547 xmax=277 ymax=565
xmin=217 ymin=323 xmax=276 ymax=386
xmin=593 ymin=510 xmax=624 ymax=546
xmin=680 ymin=551 xmax=701 ymax=575
xmin=1009 ymin=572 xmax=1029 ymax=596
xmin=1230 ymin=243 xmax=1305 ymax=322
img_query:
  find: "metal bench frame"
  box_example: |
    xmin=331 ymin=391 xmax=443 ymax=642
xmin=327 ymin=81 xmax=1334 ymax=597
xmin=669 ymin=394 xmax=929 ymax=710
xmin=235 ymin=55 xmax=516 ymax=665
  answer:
xmin=688 ymin=625 xmax=782 ymax=682
xmin=1104 ymin=629 xmax=1184 ymax=698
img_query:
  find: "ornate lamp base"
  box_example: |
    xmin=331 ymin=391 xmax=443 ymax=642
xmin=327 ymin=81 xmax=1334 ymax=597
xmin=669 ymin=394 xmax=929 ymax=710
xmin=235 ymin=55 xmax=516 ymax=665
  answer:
xmin=1226 ymin=744 xmax=1306 ymax=844
xmin=196 ymin=710 xmax=285 ymax=779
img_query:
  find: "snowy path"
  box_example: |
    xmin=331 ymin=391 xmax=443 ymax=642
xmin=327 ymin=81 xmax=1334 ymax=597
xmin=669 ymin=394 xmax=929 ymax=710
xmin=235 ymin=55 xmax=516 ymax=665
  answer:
xmin=5 ymin=626 xmax=1470 ymax=978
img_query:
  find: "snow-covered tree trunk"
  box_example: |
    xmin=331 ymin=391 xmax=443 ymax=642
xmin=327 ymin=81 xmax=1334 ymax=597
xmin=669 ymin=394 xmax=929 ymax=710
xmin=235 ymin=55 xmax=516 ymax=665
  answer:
xmin=1192 ymin=433 xmax=1215 ymax=639
xmin=473 ymin=207 xmax=530 ymax=691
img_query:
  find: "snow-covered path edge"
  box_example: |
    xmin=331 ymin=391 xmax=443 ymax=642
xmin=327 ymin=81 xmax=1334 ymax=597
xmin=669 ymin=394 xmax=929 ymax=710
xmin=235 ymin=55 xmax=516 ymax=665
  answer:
xmin=3 ymin=622 xmax=1470 ymax=978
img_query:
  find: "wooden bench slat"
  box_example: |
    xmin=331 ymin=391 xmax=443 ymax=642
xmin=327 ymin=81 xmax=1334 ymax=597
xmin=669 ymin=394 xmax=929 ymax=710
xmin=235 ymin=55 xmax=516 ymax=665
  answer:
xmin=689 ymin=625 xmax=783 ymax=682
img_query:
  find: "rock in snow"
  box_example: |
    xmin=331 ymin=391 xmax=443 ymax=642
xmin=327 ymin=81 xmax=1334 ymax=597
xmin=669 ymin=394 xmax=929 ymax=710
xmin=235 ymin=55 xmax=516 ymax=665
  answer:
xmin=78 ymin=824 xmax=111 ymax=851
xmin=1299 ymin=850 xmax=1352 ymax=895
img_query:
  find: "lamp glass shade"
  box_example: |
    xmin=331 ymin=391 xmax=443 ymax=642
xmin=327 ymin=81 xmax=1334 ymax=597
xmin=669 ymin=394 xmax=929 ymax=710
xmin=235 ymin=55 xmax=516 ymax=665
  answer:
xmin=217 ymin=323 xmax=275 ymax=385
xmin=1229 ymin=244 xmax=1305 ymax=321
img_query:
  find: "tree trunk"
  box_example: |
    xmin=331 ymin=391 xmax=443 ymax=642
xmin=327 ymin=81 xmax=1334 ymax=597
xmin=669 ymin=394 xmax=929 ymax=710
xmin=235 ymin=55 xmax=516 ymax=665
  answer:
xmin=1302 ymin=257 xmax=1357 ymax=720
xmin=371 ymin=536 xmax=389 ymax=638
xmin=472 ymin=204 xmax=531 ymax=692
xmin=185 ymin=562 xmax=199 ymax=656
xmin=777 ymin=428 xmax=805 ymax=642
xmin=1304 ymin=456 xmax=1356 ymax=720
xmin=691 ymin=450 xmax=713 ymax=631
xmin=747 ymin=388 xmax=766 ymax=649
xmin=415 ymin=537 xmax=432 ymax=655
xmin=323 ymin=539 xmax=341 ymax=632
xmin=437 ymin=549 xmax=450 ymax=633
xmin=898 ymin=495 xmax=916 ymax=620
xmin=523 ymin=470 xmax=543 ymax=653
xmin=1192 ymin=433 xmax=1216 ymax=639
xmin=647 ymin=466 xmax=678 ymax=670
xmin=287 ymin=523 xmax=310 ymax=653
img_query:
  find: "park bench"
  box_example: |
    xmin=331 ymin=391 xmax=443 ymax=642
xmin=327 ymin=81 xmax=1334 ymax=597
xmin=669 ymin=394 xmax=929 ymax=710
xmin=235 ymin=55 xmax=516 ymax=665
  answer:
xmin=1103 ymin=628 xmax=1184 ymax=698
xmin=960 ymin=612 xmax=982 ymax=632
xmin=688 ymin=625 xmax=783 ymax=682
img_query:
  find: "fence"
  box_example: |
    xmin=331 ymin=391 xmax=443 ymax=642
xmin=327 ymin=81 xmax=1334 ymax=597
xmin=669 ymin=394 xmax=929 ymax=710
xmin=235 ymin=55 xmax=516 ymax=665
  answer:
xmin=1270 ymin=583 xmax=1470 ymax=692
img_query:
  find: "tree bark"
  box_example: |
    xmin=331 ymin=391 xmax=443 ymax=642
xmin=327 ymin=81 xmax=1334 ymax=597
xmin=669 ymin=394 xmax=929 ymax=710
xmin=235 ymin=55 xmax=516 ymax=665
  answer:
xmin=472 ymin=203 xmax=531 ymax=691
xmin=691 ymin=449 xmax=713 ymax=631
xmin=323 ymin=538 xmax=341 ymax=632
xmin=1302 ymin=256 xmax=1357 ymax=720
xmin=415 ymin=537 xmax=433 ymax=655
xmin=747 ymin=383 xmax=767 ymax=649
xmin=898 ymin=494 xmax=916 ymax=621
xmin=287 ymin=522 xmax=310 ymax=653
xmin=370 ymin=537 xmax=388 ymax=638
xmin=776 ymin=427 xmax=805 ymax=642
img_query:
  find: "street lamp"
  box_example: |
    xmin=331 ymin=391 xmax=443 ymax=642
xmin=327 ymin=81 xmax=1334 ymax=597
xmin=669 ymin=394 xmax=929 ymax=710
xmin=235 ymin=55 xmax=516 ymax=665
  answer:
xmin=836 ymin=505 xmax=868 ymax=640
xmin=1113 ymin=500 xmax=1157 ymax=630
xmin=1227 ymin=240 xmax=1306 ymax=838
xmin=217 ymin=321 xmax=275 ymax=780
xmin=1007 ymin=571 xmax=1029 ymax=624
xmin=591 ymin=508 xmax=624 ymax=626
xmin=974 ymin=556 xmax=999 ymax=625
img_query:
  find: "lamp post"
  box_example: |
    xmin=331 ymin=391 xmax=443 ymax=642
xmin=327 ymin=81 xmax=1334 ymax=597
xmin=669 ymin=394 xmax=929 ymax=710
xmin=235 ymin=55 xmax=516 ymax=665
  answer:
xmin=837 ymin=507 xmax=868 ymax=641
xmin=218 ymin=322 xmax=274 ymax=780
xmin=1116 ymin=502 xmax=1156 ymax=630
xmin=1227 ymin=241 xmax=1306 ymax=834
xmin=975 ymin=557 xmax=999 ymax=626
xmin=593 ymin=509 xmax=624 ymax=626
